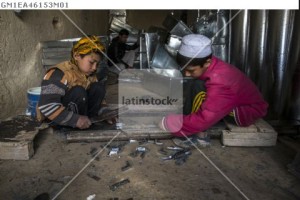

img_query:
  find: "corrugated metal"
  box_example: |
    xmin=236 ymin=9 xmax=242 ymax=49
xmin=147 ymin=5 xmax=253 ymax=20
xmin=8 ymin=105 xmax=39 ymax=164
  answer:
xmin=267 ymin=10 xmax=295 ymax=118
xmin=229 ymin=10 xmax=299 ymax=121
xmin=229 ymin=10 xmax=250 ymax=72
xmin=245 ymin=10 xmax=268 ymax=84
xmin=193 ymin=10 xmax=230 ymax=62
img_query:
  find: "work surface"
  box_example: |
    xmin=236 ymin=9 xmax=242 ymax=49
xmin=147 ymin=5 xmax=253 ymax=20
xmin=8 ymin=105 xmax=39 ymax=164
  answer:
xmin=0 ymin=128 xmax=299 ymax=200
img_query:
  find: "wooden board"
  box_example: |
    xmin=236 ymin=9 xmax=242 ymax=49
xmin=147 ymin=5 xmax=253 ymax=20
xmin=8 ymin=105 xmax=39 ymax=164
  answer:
xmin=0 ymin=116 xmax=42 ymax=160
xmin=107 ymin=103 xmax=181 ymax=113
xmin=224 ymin=119 xmax=258 ymax=133
xmin=222 ymin=119 xmax=278 ymax=147
xmin=0 ymin=140 xmax=34 ymax=160
xmin=67 ymin=125 xmax=172 ymax=142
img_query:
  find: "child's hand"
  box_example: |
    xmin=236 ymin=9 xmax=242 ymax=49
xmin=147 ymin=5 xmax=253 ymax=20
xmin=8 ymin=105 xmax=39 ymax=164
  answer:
xmin=76 ymin=115 xmax=91 ymax=129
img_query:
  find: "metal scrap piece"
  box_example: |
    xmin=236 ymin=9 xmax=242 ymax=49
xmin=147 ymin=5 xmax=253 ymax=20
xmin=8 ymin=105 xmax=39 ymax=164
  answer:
xmin=136 ymin=146 xmax=146 ymax=152
xmin=86 ymin=194 xmax=96 ymax=200
xmin=110 ymin=179 xmax=130 ymax=191
xmin=147 ymin=139 xmax=163 ymax=145
xmin=89 ymin=147 xmax=98 ymax=157
xmin=158 ymin=148 xmax=168 ymax=155
xmin=161 ymin=149 xmax=192 ymax=161
xmin=140 ymin=151 xmax=146 ymax=159
xmin=172 ymin=149 xmax=191 ymax=159
xmin=121 ymin=161 xmax=132 ymax=171
xmin=175 ymin=155 xmax=189 ymax=165
xmin=87 ymin=173 xmax=101 ymax=181
xmin=167 ymin=146 xmax=184 ymax=151
xmin=154 ymin=140 xmax=163 ymax=145
xmin=108 ymin=147 xmax=119 ymax=156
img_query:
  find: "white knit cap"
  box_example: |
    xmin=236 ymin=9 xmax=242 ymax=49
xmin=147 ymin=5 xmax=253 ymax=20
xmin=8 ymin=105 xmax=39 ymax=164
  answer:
xmin=178 ymin=34 xmax=212 ymax=58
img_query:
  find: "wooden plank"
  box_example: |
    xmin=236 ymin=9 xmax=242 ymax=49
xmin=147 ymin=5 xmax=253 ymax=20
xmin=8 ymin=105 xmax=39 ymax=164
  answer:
xmin=224 ymin=119 xmax=258 ymax=133
xmin=222 ymin=119 xmax=278 ymax=147
xmin=224 ymin=118 xmax=278 ymax=134
xmin=255 ymin=118 xmax=277 ymax=133
xmin=222 ymin=130 xmax=277 ymax=147
xmin=67 ymin=128 xmax=172 ymax=142
xmin=0 ymin=141 xmax=33 ymax=160
xmin=2 ymin=130 xmax=39 ymax=142
xmin=0 ymin=116 xmax=41 ymax=160
xmin=0 ymin=129 xmax=38 ymax=160
xmin=126 ymin=105 xmax=181 ymax=113
xmin=108 ymin=104 xmax=181 ymax=114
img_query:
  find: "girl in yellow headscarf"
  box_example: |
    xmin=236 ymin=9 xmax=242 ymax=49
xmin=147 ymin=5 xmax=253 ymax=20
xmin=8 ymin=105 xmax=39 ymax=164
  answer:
xmin=37 ymin=35 xmax=108 ymax=129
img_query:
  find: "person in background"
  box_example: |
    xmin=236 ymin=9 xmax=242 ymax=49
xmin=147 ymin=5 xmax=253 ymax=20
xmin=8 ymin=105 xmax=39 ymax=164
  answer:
xmin=107 ymin=29 xmax=139 ymax=71
xmin=37 ymin=35 xmax=110 ymax=129
xmin=159 ymin=34 xmax=268 ymax=148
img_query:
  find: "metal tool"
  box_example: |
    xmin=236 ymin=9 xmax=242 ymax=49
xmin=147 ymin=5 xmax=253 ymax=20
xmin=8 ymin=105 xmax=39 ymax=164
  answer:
xmin=161 ymin=149 xmax=191 ymax=160
xmin=90 ymin=106 xmax=129 ymax=124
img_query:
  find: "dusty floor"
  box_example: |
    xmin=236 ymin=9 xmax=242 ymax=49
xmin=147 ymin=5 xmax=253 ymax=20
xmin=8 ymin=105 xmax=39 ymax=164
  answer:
xmin=0 ymin=128 xmax=300 ymax=200
xmin=1 ymin=75 xmax=300 ymax=200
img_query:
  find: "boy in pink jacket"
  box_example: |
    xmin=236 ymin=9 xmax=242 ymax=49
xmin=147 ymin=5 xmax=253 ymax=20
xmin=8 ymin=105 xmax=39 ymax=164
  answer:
xmin=159 ymin=34 xmax=268 ymax=147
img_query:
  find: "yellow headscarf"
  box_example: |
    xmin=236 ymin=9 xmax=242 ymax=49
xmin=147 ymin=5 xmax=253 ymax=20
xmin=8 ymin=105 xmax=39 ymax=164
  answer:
xmin=71 ymin=35 xmax=105 ymax=64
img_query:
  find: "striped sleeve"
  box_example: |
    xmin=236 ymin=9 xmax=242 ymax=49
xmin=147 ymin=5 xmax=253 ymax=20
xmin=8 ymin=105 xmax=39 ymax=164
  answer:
xmin=38 ymin=68 xmax=79 ymax=128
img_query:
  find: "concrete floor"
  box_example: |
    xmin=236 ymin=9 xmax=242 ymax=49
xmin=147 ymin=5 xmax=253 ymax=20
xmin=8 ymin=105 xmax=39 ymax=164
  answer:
xmin=1 ymin=75 xmax=300 ymax=200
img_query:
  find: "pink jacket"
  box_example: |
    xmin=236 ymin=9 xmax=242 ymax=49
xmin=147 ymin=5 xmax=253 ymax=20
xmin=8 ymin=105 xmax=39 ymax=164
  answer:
xmin=163 ymin=56 xmax=268 ymax=137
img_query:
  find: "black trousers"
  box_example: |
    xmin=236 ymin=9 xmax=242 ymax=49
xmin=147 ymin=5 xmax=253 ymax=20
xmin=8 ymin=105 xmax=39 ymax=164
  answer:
xmin=62 ymin=82 xmax=106 ymax=118
xmin=183 ymin=79 xmax=206 ymax=114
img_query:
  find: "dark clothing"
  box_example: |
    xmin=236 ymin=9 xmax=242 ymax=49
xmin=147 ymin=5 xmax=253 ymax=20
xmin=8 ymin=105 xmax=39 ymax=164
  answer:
xmin=62 ymin=86 xmax=88 ymax=116
xmin=107 ymin=37 xmax=138 ymax=67
xmin=86 ymin=82 xmax=106 ymax=117
xmin=38 ymin=68 xmax=78 ymax=127
xmin=37 ymin=61 xmax=105 ymax=128
xmin=62 ymin=82 xmax=105 ymax=118
xmin=183 ymin=79 xmax=206 ymax=114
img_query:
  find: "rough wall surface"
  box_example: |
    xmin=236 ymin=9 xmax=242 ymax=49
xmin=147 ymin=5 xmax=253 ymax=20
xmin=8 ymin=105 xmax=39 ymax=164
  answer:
xmin=0 ymin=10 xmax=108 ymax=119
xmin=126 ymin=10 xmax=184 ymax=30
